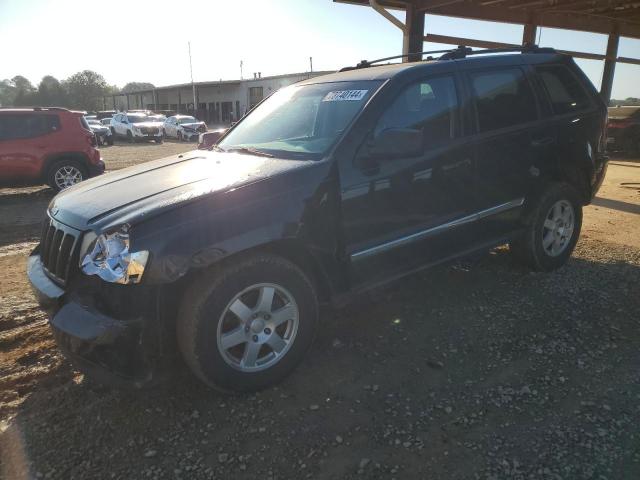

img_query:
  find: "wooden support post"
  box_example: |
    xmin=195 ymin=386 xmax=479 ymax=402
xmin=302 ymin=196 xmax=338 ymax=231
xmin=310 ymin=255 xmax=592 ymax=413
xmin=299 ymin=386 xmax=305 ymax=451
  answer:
xmin=600 ymin=31 xmax=619 ymax=105
xmin=405 ymin=4 xmax=425 ymax=62
xmin=523 ymin=22 xmax=537 ymax=45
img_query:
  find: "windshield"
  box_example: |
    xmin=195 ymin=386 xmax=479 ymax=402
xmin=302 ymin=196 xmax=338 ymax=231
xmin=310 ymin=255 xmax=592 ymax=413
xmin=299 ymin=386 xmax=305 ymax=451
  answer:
xmin=87 ymin=120 xmax=101 ymax=126
xmin=127 ymin=115 xmax=148 ymax=123
xmin=177 ymin=116 xmax=197 ymax=124
xmin=218 ymin=80 xmax=382 ymax=159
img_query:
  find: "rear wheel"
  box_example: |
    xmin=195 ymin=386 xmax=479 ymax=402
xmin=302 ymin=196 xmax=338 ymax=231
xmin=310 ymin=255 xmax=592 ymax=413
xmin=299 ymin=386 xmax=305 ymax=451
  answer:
xmin=127 ymin=130 xmax=134 ymax=143
xmin=47 ymin=160 xmax=88 ymax=191
xmin=106 ymin=135 xmax=114 ymax=146
xmin=510 ymin=183 xmax=582 ymax=271
xmin=177 ymin=254 xmax=318 ymax=393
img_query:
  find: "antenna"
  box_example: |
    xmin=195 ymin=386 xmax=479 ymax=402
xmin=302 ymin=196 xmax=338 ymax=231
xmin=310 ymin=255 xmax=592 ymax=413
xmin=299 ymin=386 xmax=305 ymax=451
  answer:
xmin=240 ymin=60 xmax=243 ymax=80
xmin=188 ymin=41 xmax=196 ymax=114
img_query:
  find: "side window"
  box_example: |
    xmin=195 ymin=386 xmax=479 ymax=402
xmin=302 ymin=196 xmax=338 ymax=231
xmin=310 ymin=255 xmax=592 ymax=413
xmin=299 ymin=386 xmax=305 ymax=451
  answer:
xmin=536 ymin=65 xmax=591 ymax=115
xmin=44 ymin=114 xmax=61 ymax=132
xmin=0 ymin=114 xmax=44 ymax=140
xmin=375 ymin=76 xmax=458 ymax=145
xmin=469 ymin=68 xmax=538 ymax=132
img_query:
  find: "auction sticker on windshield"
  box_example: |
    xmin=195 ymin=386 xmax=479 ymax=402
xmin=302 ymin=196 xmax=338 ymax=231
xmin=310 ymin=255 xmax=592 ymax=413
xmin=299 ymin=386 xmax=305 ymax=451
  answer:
xmin=322 ymin=90 xmax=368 ymax=102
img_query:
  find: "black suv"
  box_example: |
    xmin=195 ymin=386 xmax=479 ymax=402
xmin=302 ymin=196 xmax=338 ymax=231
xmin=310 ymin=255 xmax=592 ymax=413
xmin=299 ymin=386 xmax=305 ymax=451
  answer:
xmin=28 ymin=47 xmax=608 ymax=392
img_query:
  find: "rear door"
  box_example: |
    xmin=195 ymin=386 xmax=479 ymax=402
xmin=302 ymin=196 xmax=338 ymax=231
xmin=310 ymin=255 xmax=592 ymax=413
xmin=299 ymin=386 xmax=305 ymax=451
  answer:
xmin=339 ymin=74 xmax=477 ymax=287
xmin=0 ymin=114 xmax=54 ymax=183
xmin=464 ymin=66 xmax=544 ymax=241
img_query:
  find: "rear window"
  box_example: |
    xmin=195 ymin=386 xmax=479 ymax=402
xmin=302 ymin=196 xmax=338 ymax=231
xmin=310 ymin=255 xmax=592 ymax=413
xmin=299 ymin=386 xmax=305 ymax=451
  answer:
xmin=79 ymin=116 xmax=91 ymax=131
xmin=536 ymin=65 xmax=591 ymax=115
xmin=469 ymin=67 xmax=538 ymax=132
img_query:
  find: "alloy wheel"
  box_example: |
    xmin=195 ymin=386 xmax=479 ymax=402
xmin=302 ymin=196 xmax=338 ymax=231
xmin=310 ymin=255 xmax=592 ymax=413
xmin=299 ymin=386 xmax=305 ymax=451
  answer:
xmin=216 ymin=283 xmax=299 ymax=372
xmin=54 ymin=165 xmax=83 ymax=190
xmin=542 ymin=199 xmax=575 ymax=257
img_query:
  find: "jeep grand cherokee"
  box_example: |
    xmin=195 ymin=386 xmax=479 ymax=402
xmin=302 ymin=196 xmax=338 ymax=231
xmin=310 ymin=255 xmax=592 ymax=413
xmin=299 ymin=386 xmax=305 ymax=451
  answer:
xmin=28 ymin=47 xmax=608 ymax=392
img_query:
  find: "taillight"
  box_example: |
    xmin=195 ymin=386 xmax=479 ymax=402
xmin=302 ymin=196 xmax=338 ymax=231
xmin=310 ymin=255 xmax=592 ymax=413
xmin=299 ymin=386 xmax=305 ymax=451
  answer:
xmin=89 ymin=134 xmax=97 ymax=147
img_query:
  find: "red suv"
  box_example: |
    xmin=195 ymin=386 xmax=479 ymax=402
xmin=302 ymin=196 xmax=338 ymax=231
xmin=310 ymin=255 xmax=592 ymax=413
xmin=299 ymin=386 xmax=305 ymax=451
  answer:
xmin=0 ymin=107 xmax=104 ymax=191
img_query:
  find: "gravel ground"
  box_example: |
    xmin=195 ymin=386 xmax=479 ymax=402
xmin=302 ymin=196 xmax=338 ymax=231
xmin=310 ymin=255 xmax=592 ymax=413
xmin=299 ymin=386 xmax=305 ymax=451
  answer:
xmin=0 ymin=147 xmax=638 ymax=479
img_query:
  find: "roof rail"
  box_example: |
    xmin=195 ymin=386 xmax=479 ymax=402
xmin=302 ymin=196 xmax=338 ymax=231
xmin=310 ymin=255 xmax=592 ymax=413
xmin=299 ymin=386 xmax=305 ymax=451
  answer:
xmin=0 ymin=106 xmax=71 ymax=112
xmin=438 ymin=44 xmax=556 ymax=60
xmin=339 ymin=44 xmax=557 ymax=71
xmin=339 ymin=49 xmax=454 ymax=71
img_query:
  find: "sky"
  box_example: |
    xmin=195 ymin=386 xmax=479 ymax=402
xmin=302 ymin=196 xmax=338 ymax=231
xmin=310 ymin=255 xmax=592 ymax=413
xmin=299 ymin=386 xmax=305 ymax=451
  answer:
xmin=0 ymin=0 xmax=638 ymax=99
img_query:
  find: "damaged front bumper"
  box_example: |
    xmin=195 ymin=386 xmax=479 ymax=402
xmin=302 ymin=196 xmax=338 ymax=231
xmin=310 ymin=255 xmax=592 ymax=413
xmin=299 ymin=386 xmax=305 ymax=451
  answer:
xmin=27 ymin=253 xmax=167 ymax=387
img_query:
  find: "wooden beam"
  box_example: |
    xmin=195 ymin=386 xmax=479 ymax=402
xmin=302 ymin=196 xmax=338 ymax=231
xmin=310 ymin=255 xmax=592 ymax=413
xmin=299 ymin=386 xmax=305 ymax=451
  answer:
xmin=406 ymin=4 xmax=426 ymax=61
xmin=420 ymin=3 xmax=640 ymax=38
xmin=523 ymin=22 xmax=538 ymax=44
xmin=424 ymin=33 xmax=519 ymax=48
xmin=617 ymin=56 xmax=640 ymax=65
xmin=601 ymin=31 xmax=620 ymax=103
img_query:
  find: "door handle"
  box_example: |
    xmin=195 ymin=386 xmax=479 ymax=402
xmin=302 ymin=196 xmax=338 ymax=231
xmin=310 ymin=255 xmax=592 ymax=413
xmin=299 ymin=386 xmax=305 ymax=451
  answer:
xmin=531 ymin=137 xmax=554 ymax=148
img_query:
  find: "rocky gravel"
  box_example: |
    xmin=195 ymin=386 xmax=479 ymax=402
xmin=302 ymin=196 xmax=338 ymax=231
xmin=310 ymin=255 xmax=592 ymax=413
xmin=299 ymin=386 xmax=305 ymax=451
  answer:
xmin=1 ymin=151 xmax=638 ymax=479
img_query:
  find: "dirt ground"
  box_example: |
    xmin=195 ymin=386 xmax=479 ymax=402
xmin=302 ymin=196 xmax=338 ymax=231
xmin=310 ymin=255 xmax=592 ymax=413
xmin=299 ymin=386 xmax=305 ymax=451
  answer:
xmin=0 ymin=145 xmax=639 ymax=479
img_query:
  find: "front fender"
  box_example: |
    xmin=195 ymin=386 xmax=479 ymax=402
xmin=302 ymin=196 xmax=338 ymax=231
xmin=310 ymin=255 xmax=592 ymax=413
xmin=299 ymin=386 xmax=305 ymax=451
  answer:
xmin=133 ymin=163 xmax=338 ymax=285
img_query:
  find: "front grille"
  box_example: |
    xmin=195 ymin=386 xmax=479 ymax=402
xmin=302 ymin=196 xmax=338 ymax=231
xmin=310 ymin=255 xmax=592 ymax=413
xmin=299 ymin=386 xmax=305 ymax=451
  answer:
xmin=40 ymin=217 xmax=81 ymax=284
xmin=141 ymin=127 xmax=158 ymax=135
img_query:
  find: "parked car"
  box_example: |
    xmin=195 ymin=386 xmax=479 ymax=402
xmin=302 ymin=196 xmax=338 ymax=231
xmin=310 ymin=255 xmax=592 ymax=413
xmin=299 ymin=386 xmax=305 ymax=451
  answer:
xmin=28 ymin=47 xmax=608 ymax=392
xmin=100 ymin=118 xmax=112 ymax=126
xmin=606 ymin=105 xmax=640 ymax=153
xmin=96 ymin=110 xmax=116 ymax=120
xmin=87 ymin=118 xmax=114 ymax=146
xmin=110 ymin=112 xmax=163 ymax=143
xmin=147 ymin=114 xmax=167 ymax=123
xmin=197 ymin=128 xmax=227 ymax=149
xmin=0 ymin=107 xmax=104 ymax=191
xmin=163 ymin=115 xmax=206 ymax=141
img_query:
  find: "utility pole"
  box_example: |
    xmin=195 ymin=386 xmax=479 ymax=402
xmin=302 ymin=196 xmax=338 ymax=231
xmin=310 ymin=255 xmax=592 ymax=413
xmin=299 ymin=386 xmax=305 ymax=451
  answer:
xmin=188 ymin=41 xmax=196 ymax=113
xmin=240 ymin=60 xmax=243 ymax=80
xmin=309 ymin=56 xmax=313 ymax=73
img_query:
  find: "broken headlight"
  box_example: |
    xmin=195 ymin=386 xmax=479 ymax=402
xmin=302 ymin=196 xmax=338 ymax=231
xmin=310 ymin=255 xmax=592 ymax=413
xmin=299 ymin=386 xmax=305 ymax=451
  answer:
xmin=80 ymin=224 xmax=149 ymax=284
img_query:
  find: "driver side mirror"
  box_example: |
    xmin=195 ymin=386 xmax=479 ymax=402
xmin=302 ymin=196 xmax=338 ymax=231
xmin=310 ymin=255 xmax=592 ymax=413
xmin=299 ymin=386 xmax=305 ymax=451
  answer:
xmin=366 ymin=128 xmax=423 ymax=160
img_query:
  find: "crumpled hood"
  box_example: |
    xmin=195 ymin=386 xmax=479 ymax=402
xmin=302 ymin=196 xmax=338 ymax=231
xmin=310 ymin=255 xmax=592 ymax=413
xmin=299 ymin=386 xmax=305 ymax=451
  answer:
xmin=48 ymin=150 xmax=312 ymax=231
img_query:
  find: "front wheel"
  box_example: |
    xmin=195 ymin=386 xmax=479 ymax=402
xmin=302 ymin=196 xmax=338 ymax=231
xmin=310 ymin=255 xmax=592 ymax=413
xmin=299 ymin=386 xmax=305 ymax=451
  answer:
xmin=106 ymin=135 xmax=114 ymax=146
xmin=126 ymin=130 xmax=134 ymax=143
xmin=177 ymin=254 xmax=318 ymax=393
xmin=510 ymin=183 xmax=582 ymax=271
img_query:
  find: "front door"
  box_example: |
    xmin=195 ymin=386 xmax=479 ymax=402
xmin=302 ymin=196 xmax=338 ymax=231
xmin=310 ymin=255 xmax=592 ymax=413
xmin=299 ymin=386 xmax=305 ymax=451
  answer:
xmin=339 ymin=74 xmax=476 ymax=287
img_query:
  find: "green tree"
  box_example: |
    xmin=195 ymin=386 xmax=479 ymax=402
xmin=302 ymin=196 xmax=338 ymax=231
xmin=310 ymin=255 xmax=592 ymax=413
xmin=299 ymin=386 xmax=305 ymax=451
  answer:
xmin=122 ymin=82 xmax=155 ymax=93
xmin=10 ymin=75 xmax=36 ymax=106
xmin=37 ymin=75 xmax=67 ymax=107
xmin=64 ymin=70 xmax=108 ymax=111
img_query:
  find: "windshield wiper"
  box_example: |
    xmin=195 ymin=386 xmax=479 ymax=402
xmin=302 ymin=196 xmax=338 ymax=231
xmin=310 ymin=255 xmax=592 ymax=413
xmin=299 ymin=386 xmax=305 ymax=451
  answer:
xmin=225 ymin=147 xmax=274 ymax=158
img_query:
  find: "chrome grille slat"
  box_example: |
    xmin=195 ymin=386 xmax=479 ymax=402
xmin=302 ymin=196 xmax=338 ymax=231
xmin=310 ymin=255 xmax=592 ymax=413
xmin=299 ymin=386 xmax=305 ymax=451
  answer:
xmin=39 ymin=217 xmax=81 ymax=285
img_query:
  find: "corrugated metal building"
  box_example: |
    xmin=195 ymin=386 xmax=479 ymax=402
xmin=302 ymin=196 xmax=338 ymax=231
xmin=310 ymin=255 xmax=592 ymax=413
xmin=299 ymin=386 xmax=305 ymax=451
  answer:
xmin=103 ymin=71 xmax=331 ymax=125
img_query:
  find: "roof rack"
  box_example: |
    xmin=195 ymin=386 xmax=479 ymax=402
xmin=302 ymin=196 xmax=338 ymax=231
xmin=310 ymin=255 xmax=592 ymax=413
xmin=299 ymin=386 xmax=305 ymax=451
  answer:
xmin=0 ymin=106 xmax=70 ymax=111
xmin=339 ymin=44 xmax=557 ymax=71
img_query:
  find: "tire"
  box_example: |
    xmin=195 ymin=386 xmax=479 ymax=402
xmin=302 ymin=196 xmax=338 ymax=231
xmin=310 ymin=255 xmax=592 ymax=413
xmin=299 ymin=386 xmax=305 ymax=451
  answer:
xmin=106 ymin=135 xmax=114 ymax=146
xmin=177 ymin=131 xmax=183 ymax=142
xmin=510 ymin=183 xmax=583 ymax=271
xmin=126 ymin=130 xmax=134 ymax=143
xmin=177 ymin=254 xmax=318 ymax=393
xmin=47 ymin=160 xmax=88 ymax=191
xmin=110 ymin=127 xmax=115 ymax=136
xmin=155 ymin=135 xmax=163 ymax=144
